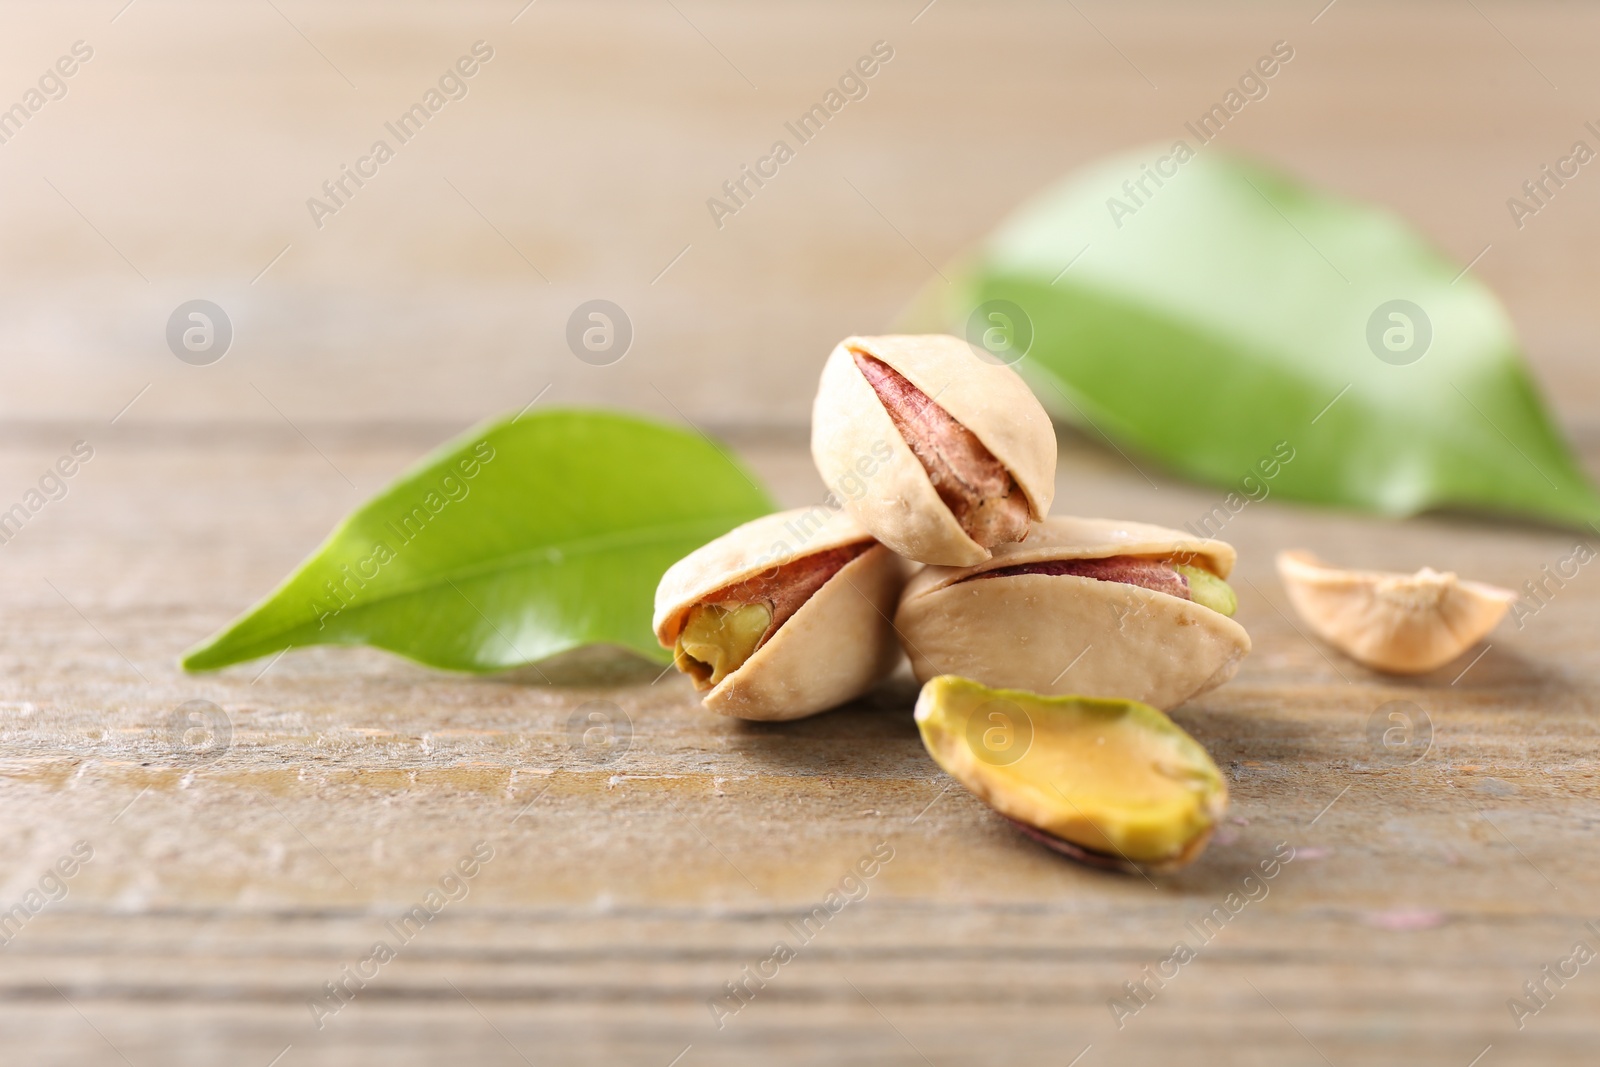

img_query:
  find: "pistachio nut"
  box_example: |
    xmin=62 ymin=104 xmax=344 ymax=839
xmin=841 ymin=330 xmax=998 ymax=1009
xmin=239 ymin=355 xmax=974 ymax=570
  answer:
xmin=653 ymin=507 xmax=910 ymax=720
xmin=895 ymin=517 xmax=1251 ymax=709
xmin=810 ymin=334 xmax=1056 ymax=566
xmin=1276 ymin=550 xmax=1516 ymax=674
xmin=915 ymin=676 xmax=1227 ymax=872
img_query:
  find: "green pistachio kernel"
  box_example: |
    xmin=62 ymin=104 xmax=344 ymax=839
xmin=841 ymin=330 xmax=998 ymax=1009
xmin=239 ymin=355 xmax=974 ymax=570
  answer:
xmin=673 ymin=602 xmax=774 ymax=688
xmin=914 ymin=675 xmax=1228 ymax=871
xmin=1176 ymin=564 xmax=1237 ymax=617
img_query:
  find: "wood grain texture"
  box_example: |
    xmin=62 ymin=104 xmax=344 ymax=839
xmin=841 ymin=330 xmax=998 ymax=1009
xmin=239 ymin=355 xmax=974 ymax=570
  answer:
xmin=1 ymin=424 xmax=1597 ymax=1064
xmin=4 ymin=0 xmax=1600 ymax=1062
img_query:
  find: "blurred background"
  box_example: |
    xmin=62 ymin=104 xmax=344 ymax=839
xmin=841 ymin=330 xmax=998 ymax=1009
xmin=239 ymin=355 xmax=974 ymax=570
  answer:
xmin=3 ymin=0 xmax=1598 ymax=438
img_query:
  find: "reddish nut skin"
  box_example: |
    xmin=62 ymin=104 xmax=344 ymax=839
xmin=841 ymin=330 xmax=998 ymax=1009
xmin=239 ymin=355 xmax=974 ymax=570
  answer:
xmin=696 ymin=542 xmax=872 ymax=646
xmin=810 ymin=335 xmax=1056 ymax=567
xmin=853 ymin=351 xmax=1031 ymax=549
xmin=1004 ymin=816 xmax=1217 ymax=875
xmin=970 ymin=555 xmax=1190 ymax=601
xmin=1004 ymin=817 xmax=1150 ymax=874
xmin=894 ymin=517 xmax=1251 ymax=710
xmin=653 ymin=508 xmax=911 ymax=721
xmin=674 ymin=541 xmax=874 ymax=691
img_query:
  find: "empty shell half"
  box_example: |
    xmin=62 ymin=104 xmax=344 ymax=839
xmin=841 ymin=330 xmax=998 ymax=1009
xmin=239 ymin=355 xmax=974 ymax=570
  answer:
xmin=895 ymin=517 xmax=1251 ymax=709
xmin=653 ymin=507 xmax=910 ymax=720
xmin=810 ymin=334 xmax=1056 ymax=566
xmin=1276 ymin=550 xmax=1516 ymax=674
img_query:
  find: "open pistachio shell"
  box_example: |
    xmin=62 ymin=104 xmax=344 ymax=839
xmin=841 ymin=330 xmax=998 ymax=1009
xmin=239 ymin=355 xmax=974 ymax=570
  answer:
xmin=915 ymin=676 xmax=1227 ymax=872
xmin=895 ymin=517 xmax=1251 ymax=709
xmin=1276 ymin=550 xmax=1516 ymax=674
xmin=653 ymin=507 xmax=910 ymax=721
xmin=810 ymin=334 xmax=1056 ymax=566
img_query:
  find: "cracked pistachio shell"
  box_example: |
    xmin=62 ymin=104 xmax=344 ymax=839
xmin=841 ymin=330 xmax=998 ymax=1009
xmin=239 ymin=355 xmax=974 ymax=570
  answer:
xmin=653 ymin=507 xmax=910 ymax=721
xmin=1276 ymin=550 xmax=1516 ymax=674
xmin=895 ymin=517 xmax=1250 ymax=709
xmin=810 ymin=334 xmax=1056 ymax=566
xmin=915 ymin=676 xmax=1227 ymax=871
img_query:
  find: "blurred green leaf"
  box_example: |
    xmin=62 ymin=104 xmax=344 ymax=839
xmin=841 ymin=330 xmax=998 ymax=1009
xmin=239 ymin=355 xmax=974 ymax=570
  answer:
xmin=908 ymin=148 xmax=1600 ymax=529
xmin=183 ymin=409 xmax=774 ymax=673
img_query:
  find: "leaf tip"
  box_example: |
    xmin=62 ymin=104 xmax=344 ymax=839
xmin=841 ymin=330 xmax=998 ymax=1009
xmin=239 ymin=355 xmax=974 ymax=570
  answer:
xmin=178 ymin=628 xmax=272 ymax=674
xmin=178 ymin=642 xmax=226 ymax=674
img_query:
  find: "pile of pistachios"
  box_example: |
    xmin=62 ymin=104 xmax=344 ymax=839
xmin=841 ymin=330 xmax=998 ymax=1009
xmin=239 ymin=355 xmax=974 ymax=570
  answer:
xmin=651 ymin=334 xmax=1516 ymax=874
xmin=647 ymin=335 xmax=1246 ymax=872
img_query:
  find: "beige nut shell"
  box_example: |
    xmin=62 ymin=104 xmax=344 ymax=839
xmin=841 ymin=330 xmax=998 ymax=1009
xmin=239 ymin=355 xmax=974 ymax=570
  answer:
xmin=653 ymin=507 xmax=909 ymax=721
xmin=895 ymin=517 xmax=1250 ymax=710
xmin=810 ymin=334 xmax=1056 ymax=567
xmin=1276 ymin=550 xmax=1516 ymax=674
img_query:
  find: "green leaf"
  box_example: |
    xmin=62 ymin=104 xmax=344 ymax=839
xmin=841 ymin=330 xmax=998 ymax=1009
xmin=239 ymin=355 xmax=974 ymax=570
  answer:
xmin=182 ymin=409 xmax=775 ymax=673
xmin=910 ymin=148 xmax=1600 ymax=529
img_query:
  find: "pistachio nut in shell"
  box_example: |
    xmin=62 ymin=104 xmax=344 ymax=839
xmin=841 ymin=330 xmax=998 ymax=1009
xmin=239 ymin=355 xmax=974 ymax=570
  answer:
xmin=895 ymin=517 xmax=1251 ymax=710
xmin=810 ymin=334 xmax=1056 ymax=566
xmin=914 ymin=676 xmax=1227 ymax=872
xmin=1276 ymin=550 xmax=1516 ymax=674
xmin=653 ymin=507 xmax=910 ymax=721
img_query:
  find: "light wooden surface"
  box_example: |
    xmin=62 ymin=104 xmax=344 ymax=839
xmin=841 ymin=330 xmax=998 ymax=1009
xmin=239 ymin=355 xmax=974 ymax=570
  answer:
xmin=4 ymin=1 xmax=1600 ymax=1064
xmin=1 ymin=423 xmax=1598 ymax=1065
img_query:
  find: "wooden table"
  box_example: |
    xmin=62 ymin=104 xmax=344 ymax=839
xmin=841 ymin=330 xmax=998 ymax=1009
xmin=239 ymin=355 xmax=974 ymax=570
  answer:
xmin=4 ymin=0 xmax=1600 ymax=1063
xmin=1 ymin=422 xmax=1596 ymax=1066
